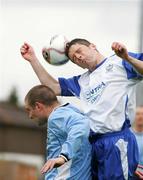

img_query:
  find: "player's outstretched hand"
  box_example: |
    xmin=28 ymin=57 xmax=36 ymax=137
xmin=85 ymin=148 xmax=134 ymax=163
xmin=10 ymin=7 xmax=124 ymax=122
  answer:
xmin=20 ymin=42 xmax=37 ymax=62
xmin=135 ymin=164 xmax=143 ymax=179
xmin=40 ymin=157 xmax=65 ymax=174
xmin=111 ymin=42 xmax=129 ymax=60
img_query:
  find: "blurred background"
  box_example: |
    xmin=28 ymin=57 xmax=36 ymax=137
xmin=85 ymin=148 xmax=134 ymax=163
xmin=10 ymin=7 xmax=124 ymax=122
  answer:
xmin=0 ymin=0 xmax=143 ymax=179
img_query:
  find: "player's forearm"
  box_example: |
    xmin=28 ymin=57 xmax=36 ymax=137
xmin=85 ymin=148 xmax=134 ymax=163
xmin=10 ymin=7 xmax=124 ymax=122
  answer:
xmin=30 ymin=58 xmax=61 ymax=95
xmin=126 ymin=55 xmax=143 ymax=75
xmin=61 ymin=137 xmax=83 ymax=160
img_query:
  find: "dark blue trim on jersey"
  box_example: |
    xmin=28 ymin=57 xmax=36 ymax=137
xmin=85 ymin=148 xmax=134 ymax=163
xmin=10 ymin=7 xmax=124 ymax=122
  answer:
xmin=95 ymin=54 xmax=116 ymax=70
xmin=122 ymin=52 xmax=143 ymax=79
xmin=122 ymin=95 xmax=131 ymax=130
xmin=125 ymin=95 xmax=128 ymax=120
xmin=89 ymin=122 xmax=131 ymax=143
xmin=58 ymin=75 xmax=81 ymax=97
xmin=95 ymin=58 xmax=107 ymax=69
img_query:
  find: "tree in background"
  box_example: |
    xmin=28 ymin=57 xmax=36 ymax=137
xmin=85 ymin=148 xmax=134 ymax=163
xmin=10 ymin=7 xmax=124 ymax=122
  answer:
xmin=7 ymin=87 xmax=19 ymax=106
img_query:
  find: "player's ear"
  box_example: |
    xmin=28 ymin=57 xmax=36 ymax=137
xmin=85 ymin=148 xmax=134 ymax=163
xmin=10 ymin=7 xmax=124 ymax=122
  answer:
xmin=89 ymin=43 xmax=97 ymax=50
xmin=35 ymin=102 xmax=43 ymax=110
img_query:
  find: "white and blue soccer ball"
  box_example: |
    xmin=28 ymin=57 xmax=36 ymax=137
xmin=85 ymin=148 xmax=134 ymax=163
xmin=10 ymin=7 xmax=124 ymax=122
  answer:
xmin=42 ymin=34 xmax=69 ymax=65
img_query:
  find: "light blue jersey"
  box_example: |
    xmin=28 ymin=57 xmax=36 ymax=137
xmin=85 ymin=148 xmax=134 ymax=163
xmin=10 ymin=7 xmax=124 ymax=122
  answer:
xmin=45 ymin=103 xmax=91 ymax=180
xmin=132 ymin=129 xmax=143 ymax=165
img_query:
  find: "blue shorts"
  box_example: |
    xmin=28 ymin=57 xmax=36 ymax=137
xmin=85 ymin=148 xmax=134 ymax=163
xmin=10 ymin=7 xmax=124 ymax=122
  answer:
xmin=89 ymin=128 xmax=139 ymax=180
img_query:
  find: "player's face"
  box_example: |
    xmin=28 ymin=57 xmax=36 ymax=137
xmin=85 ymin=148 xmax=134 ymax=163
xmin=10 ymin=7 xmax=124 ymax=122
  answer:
xmin=68 ymin=43 xmax=97 ymax=69
xmin=135 ymin=107 xmax=143 ymax=126
xmin=25 ymin=101 xmax=47 ymax=126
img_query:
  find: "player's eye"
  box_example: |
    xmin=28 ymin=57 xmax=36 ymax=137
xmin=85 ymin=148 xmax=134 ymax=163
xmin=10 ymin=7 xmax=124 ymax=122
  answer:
xmin=73 ymin=57 xmax=75 ymax=62
xmin=76 ymin=48 xmax=82 ymax=54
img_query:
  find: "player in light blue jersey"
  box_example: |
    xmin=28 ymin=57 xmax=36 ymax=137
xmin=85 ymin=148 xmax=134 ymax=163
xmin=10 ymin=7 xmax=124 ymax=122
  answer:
xmin=21 ymin=40 xmax=143 ymax=179
xmin=24 ymin=85 xmax=91 ymax=180
xmin=132 ymin=106 xmax=143 ymax=179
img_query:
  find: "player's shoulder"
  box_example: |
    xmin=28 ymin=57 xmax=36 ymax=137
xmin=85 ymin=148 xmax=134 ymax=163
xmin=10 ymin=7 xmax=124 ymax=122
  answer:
xmin=52 ymin=104 xmax=71 ymax=118
xmin=48 ymin=105 xmax=71 ymax=130
xmin=52 ymin=103 xmax=82 ymax=118
xmin=61 ymin=103 xmax=84 ymax=116
xmin=106 ymin=54 xmax=128 ymax=71
xmin=49 ymin=103 xmax=85 ymax=127
xmin=108 ymin=54 xmax=122 ymax=63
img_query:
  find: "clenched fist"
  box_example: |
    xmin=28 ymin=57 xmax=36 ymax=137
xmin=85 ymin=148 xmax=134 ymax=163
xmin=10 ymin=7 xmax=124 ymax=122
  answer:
xmin=20 ymin=42 xmax=37 ymax=62
xmin=111 ymin=42 xmax=129 ymax=60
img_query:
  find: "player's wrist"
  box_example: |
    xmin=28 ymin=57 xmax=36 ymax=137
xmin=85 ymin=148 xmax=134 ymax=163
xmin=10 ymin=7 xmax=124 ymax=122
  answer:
xmin=29 ymin=56 xmax=40 ymax=64
xmin=124 ymin=55 xmax=132 ymax=62
xmin=56 ymin=157 xmax=66 ymax=166
xmin=59 ymin=154 xmax=68 ymax=162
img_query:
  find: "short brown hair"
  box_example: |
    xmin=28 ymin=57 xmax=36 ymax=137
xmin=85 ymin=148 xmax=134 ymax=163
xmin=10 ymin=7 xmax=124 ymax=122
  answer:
xmin=65 ymin=38 xmax=91 ymax=58
xmin=25 ymin=85 xmax=58 ymax=107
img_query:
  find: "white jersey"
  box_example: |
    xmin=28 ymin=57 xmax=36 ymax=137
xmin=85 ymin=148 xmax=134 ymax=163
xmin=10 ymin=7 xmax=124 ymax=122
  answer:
xmin=59 ymin=52 xmax=143 ymax=133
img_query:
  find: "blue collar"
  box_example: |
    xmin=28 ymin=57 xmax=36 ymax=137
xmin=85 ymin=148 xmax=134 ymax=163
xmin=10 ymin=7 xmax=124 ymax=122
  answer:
xmin=95 ymin=57 xmax=107 ymax=69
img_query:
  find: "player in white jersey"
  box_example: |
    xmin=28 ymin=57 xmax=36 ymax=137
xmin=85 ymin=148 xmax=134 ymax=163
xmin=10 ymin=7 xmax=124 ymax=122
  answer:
xmin=20 ymin=40 xmax=143 ymax=180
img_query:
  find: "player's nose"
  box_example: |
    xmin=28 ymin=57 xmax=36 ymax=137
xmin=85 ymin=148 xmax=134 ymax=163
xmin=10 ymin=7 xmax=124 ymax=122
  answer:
xmin=29 ymin=113 xmax=33 ymax=119
xmin=76 ymin=54 xmax=83 ymax=60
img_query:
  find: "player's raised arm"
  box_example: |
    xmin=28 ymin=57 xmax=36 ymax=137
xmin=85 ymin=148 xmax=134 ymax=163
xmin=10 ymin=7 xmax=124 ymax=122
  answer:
xmin=112 ymin=42 xmax=143 ymax=75
xmin=20 ymin=43 xmax=61 ymax=95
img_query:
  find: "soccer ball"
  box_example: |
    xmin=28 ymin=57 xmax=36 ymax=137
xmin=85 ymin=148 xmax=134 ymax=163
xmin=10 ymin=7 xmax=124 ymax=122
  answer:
xmin=42 ymin=34 xmax=69 ymax=65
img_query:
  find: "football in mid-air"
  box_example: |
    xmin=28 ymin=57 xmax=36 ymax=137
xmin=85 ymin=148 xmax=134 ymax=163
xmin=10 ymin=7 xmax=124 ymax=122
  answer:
xmin=42 ymin=34 xmax=69 ymax=65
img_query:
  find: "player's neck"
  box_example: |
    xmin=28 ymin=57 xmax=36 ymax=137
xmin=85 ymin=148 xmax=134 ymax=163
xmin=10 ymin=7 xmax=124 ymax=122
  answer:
xmin=90 ymin=54 xmax=105 ymax=71
xmin=48 ymin=102 xmax=61 ymax=114
xmin=96 ymin=54 xmax=106 ymax=65
xmin=53 ymin=102 xmax=61 ymax=110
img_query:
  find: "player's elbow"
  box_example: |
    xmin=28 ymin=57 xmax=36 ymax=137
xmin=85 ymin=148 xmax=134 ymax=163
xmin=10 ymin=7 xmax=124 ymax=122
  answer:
xmin=41 ymin=82 xmax=61 ymax=96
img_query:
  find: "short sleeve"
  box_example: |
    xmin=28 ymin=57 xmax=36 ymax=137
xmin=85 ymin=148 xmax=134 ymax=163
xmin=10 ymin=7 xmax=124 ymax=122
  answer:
xmin=122 ymin=52 xmax=143 ymax=80
xmin=58 ymin=75 xmax=81 ymax=97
